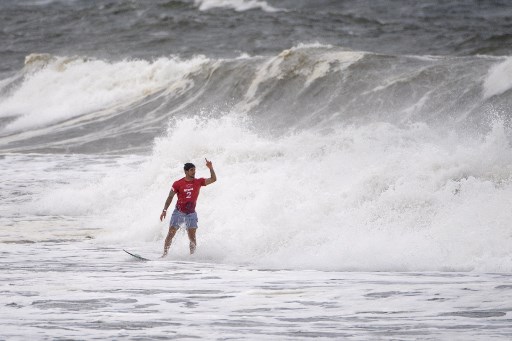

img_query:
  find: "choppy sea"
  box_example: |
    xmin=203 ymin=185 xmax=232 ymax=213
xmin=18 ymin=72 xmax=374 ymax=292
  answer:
xmin=1 ymin=0 xmax=512 ymax=339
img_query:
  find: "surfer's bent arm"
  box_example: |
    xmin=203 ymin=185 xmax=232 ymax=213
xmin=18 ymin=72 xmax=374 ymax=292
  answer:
xmin=205 ymin=159 xmax=217 ymax=186
xmin=160 ymin=190 xmax=175 ymax=221
xmin=163 ymin=190 xmax=176 ymax=211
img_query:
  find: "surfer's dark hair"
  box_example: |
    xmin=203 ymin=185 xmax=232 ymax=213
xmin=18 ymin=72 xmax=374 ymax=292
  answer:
xmin=184 ymin=163 xmax=195 ymax=171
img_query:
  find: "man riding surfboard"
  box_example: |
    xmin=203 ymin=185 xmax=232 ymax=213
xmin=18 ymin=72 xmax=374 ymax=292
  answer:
xmin=159 ymin=158 xmax=217 ymax=257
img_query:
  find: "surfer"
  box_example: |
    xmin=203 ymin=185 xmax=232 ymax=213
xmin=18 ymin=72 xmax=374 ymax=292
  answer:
xmin=159 ymin=158 xmax=217 ymax=257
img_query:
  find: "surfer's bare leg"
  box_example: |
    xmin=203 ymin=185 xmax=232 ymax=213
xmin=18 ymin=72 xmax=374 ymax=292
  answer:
xmin=162 ymin=227 xmax=178 ymax=257
xmin=187 ymin=228 xmax=197 ymax=254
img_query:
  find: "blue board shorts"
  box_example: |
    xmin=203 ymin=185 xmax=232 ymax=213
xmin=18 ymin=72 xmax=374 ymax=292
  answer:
xmin=169 ymin=209 xmax=198 ymax=229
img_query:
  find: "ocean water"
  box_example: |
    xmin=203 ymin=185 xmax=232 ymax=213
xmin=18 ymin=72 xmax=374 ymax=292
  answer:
xmin=1 ymin=0 xmax=512 ymax=339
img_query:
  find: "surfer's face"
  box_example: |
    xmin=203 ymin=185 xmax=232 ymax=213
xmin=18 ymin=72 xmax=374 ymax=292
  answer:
xmin=185 ymin=167 xmax=196 ymax=178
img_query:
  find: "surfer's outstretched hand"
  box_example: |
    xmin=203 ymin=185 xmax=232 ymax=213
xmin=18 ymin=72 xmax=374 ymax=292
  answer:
xmin=205 ymin=158 xmax=213 ymax=169
xmin=160 ymin=210 xmax=166 ymax=221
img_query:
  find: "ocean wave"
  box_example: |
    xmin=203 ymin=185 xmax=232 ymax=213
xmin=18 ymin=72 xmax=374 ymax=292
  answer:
xmin=0 ymin=54 xmax=209 ymax=139
xmin=0 ymin=45 xmax=510 ymax=153
xmin=483 ymin=56 xmax=512 ymax=99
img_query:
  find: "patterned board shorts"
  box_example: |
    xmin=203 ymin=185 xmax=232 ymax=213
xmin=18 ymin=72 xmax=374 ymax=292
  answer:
xmin=169 ymin=209 xmax=198 ymax=229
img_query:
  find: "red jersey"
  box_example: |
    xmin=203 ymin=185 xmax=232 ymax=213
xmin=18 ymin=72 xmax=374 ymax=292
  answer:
xmin=172 ymin=177 xmax=206 ymax=214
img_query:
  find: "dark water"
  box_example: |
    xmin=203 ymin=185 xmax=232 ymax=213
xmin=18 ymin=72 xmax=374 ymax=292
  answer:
xmin=2 ymin=0 xmax=511 ymax=75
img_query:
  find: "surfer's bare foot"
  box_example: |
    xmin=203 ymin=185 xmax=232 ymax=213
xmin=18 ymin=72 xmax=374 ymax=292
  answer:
xmin=161 ymin=252 xmax=167 ymax=258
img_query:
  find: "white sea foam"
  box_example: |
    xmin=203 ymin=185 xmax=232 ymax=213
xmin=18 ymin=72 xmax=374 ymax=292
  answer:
xmin=194 ymin=0 xmax=283 ymax=12
xmin=240 ymin=46 xmax=364 ymax=111
xmin=483 ymin=56 xmax=512 ymax=99
xmin=25 ymin=114 xmax=512 ymax=272
xmin=2 ymin=245 xmax=510 ymax=340
xmin=0 ymin=55 xmax=208 ymax=133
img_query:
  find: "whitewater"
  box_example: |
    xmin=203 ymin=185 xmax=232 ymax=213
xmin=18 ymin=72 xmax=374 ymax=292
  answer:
xmin=1 ymin=0 xmax=512 ymax=339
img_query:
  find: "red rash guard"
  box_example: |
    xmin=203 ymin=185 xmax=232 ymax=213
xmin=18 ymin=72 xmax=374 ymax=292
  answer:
xmin=172 ymin=177 xmax=206 ymax=214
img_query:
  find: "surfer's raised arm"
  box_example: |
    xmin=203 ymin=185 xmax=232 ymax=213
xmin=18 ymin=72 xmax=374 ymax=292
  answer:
xmin=205 ymin=158 xmax=217 ymax=185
